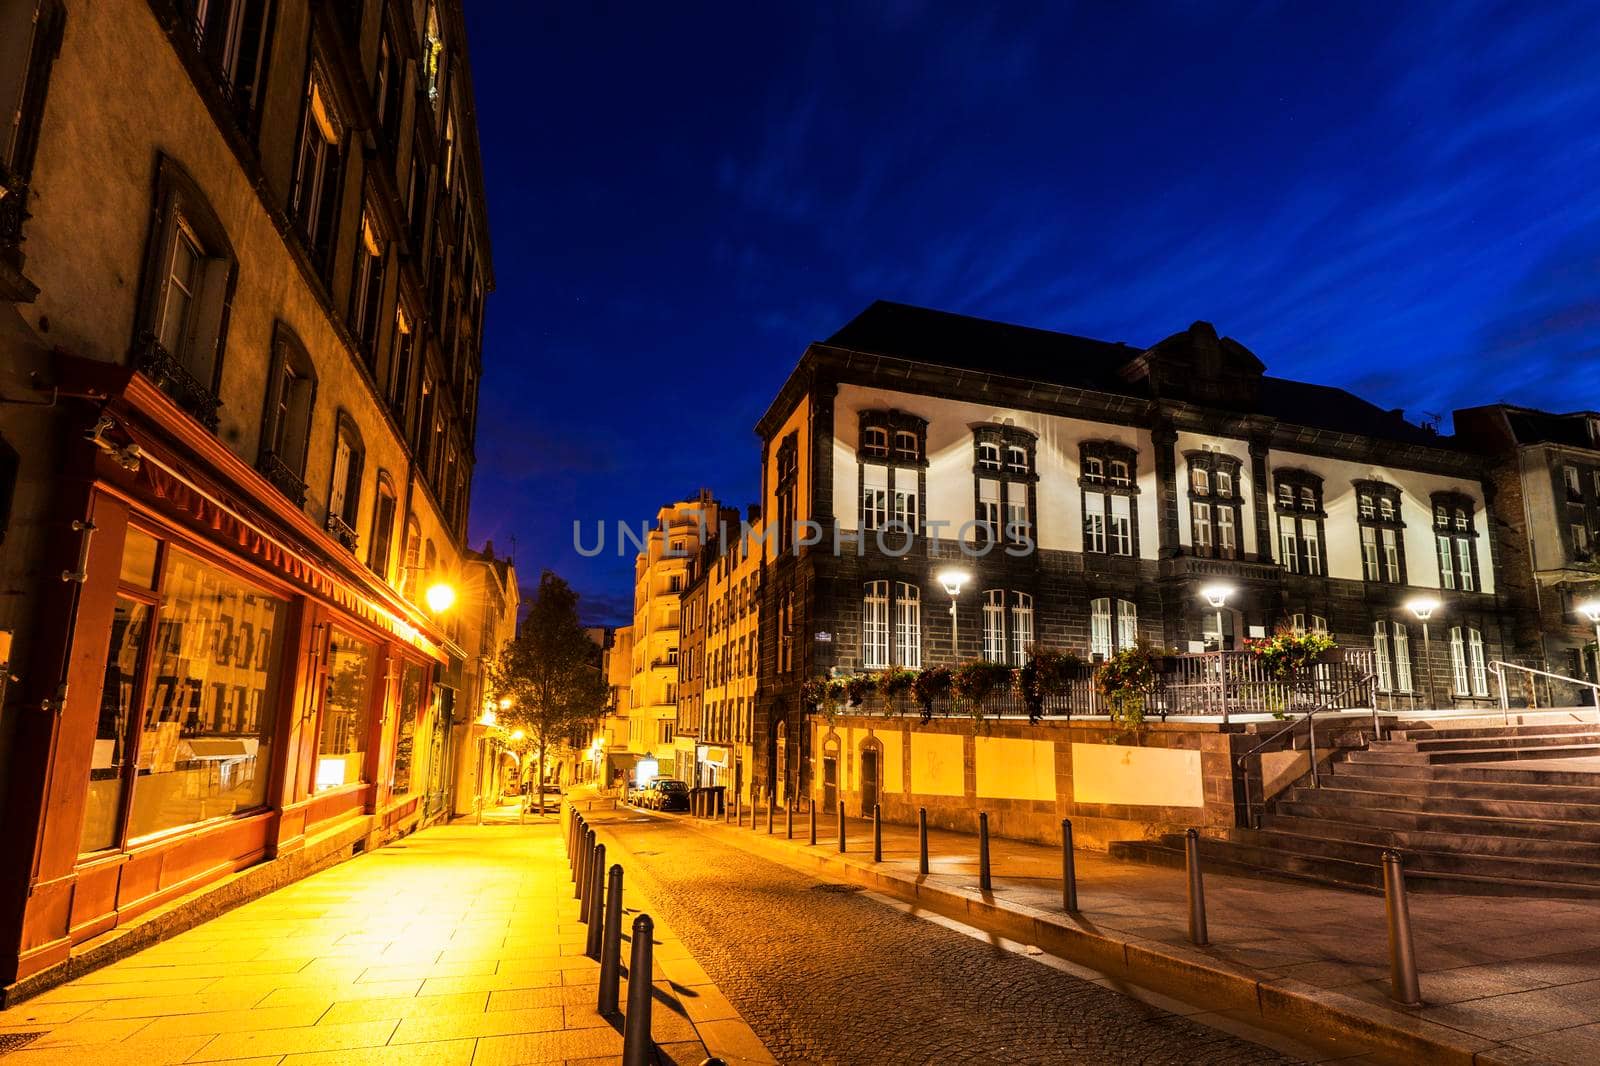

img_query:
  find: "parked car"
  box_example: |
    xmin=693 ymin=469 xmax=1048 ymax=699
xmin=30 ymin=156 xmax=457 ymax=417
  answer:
xmin=650 ymin=779 xmax=690 ymax=812
xmin=627 ymin=778 xmax=658 ymax=806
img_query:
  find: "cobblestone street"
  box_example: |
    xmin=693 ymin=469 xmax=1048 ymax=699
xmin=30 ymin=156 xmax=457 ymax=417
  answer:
xmin=591 ymin=808 xmax=1310 ymax=1066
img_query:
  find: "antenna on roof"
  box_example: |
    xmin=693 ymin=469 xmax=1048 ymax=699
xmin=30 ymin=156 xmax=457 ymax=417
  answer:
xmin=1420 ymin=412 xmax=1442 ymax=435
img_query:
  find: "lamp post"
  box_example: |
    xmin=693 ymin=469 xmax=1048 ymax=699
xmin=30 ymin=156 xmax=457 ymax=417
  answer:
xmin=1406 ymin=597 xmax=1441 ymax=709
xmin=1200 ymin=584 xmax=1235 ymax=651
xmin=1578 ymin=599 xmax=1600 ymax=713
xmin=937 ymin=568 xmax=971 ymax=656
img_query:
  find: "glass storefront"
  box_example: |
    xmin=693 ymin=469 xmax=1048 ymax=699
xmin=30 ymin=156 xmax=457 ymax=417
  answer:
xmin=82 ymin=536 xmax=288 ymax=851
xmin=316 ymin=631 xmax=377 ymax=791
xmin=391 ymin=661 xmax=425 ymax=794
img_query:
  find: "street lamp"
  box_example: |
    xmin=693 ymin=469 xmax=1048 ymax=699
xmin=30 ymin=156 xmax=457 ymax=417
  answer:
xmin=1577 ymin=599 xmax=1600 ymax=712
xmin=1200 ymin=584 xmax=1235 ymax=651
xmin=425 ymin=581 xmax=457 ymax=613
xmin=937 ymin=568 xmax=971 ymax=654
xmin=1406 ymin=596 xmax=1441 ymax=709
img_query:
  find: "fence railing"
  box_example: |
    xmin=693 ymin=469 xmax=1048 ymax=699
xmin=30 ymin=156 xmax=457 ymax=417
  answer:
xmin=823 ymin=648 xmax=1379 ymax=723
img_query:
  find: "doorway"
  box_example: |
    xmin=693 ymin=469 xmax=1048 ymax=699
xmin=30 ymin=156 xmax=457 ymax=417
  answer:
xmin=822 ymin=756 xmax=838 ymax=813
xmin=860 ymin=745 xmax=880 ymax=815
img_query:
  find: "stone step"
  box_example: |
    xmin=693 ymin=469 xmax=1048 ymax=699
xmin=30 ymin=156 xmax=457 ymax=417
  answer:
xmin=1388 ymin=722 xmax=1600 ymax=742
xmin=1326 ymin=761 xmax=1600 ymax=788
xmin=1231 ymin=828 xmax=1600 ymax=886
xmin=1346 ymin=743 xmax=1600 ymax=766
xmin=1375 ymin=731 xmax=1600 ymax=753
xmin=1265 ymin=810 xmax=1600 ymax=857
xmin=1281 ymin=782 xmax=1600 ymax=821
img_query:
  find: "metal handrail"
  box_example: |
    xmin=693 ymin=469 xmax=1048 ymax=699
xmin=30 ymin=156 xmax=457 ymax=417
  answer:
xmin=1488 ymin=660 xmax=1600 ymax=724
xmin=1235 ymin=672 xmax=1377 ymax=829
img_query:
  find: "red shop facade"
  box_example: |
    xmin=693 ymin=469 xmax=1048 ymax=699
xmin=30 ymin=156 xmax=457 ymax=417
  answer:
xmin=0 ymin=361 xmax=460 ymax=996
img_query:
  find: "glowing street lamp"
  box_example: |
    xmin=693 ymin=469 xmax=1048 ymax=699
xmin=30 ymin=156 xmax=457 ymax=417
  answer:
xmin=1577 ymin=599 xmax=1600 ymax=712
xmin=1200 ymin=584 xmax=1235 ymax=650
xmin=498 ymin=695 xmax=514 ymax=710
xmin=937 ymin=568 xmax=971 ymax=653
xmin=509 ymin=729 xmax=525 ymax=743
xmin=1406 ymin=596 xmax=1441 ymax=708
xmin=425 ymin=581 xmax=457 ymax=613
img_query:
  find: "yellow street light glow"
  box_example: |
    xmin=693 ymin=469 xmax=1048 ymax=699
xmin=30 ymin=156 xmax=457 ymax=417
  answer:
xmin=498 ymin=696 xmax=514 ymax=710
xmin=1405 ymin=596 xmax=1441 ymax=622
xmin=478 ymin=708 xmax=497 ymax=728
xmin=1578 ymin=598 xmax=1600 ymax=624
xmin=425 ymin=582 xmax=457 ymax=613
xmin=509 ymin=729 xmax=525 ymax=742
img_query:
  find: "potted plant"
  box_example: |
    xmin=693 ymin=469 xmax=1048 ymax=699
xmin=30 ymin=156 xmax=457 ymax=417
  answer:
xmin=800 ymin=676 xmax=828 ymax=713
xmin=912 ymin=665 xmax=953 ymax=722
xmin=953 ymin=661 xmax=1015 ymax=721
xmin=1242 ymin=630 xmax=1338 ymax=679
xmin=877 ymin=668 xmax=917 ymax=712
xmin=1017 ymin=647 xmax=1085 ymax=722
xmin=1095 ymin=641 xmax=1161 ymax=742
xmin=845 ymin=674 xmax=874 ymax=708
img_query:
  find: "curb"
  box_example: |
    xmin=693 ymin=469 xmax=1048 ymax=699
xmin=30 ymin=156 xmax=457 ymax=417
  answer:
xmin=672 ymin=809 xmax=1528 ymax=1066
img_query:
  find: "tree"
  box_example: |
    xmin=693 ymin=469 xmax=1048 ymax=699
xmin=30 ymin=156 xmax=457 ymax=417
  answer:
xmin=487 ymin=571 xmax=607 ymax=813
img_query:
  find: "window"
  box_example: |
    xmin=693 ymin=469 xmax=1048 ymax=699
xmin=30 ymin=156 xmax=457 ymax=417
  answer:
xmin=1011 ymin=593 xmax=1034 ymax=664
xmin=390 ymin=662 xmax=426 ymax=794
xmin=258 ymin=325 xmax=316 ymax=503
xmin=0 ymin=0 xmax=65 ymax=241
xmin=385 ymin=304 xmax=415 ymax=426
xmin=369 ymin=474 xmax=397 ymax=580
xmin=972 ymin=427 xmax=1036 ymax=544
xmin=401 ymin=515 xmax=421 ymax=598
xmin=895 ymin=582 xmax=922 ymax=669
xmin=978 ymin=479 xmax=1001 ymax=541
xmin=1432 ymin=493 xmax=1479 ymax=592
xmin=983 ymin=590 xmax=1006 ymax=661
xmin=1083 ymin=456 xmax=1104 ymax=483
xmin=423 ymin=1 xmax=444 ymax=108
xmin=978 ymin=442 xmax=1001 ymax=469
xmin=1355 ymin=482 xmax=1405 ymax=583
xmin=1090 ymin=597 xmax=1137 ymax=659
xmin=859 ymin=411 xmax=926 ymax=539
xmin=778 ymin=590 xmax=794 ymax=672
xmin=326 ymin=417 xmax=364 ymax=549
xmin=83 ymin=538 xmax=290 ymax=852
xmin=1273 ymin=471 xmax=1325 ymax=575
xmin=1373 ymin=621 xmax=1413 ymax=693
xmin=375 ymin=21 xmax=403 ymax=148
xmin=180 ymin=0 xmax=273 ymax=121
xmin=775 ymin=434 xmax=798 ymax=554
xmin=316 ymin=630 xmax=376 ymax=792
xmin=1449 ymin=626 xmax=1490 ymax=697
xmin=1081 ymin=443 xmax=1138 ymax=556
xmin=133 ymin=158 xmax=237 ymax=428
xmin=1563 ymin=465 xmax=1582 ymax=499
xmin=290 ymin=67 xmax=344 ymax=270
xmin=660 ymin=721 xmax=674 ymax=745
xmin=349 ymin=210 xmax=387 ymax=357
xmin=863 ymin=581 xmax=889 ymax=669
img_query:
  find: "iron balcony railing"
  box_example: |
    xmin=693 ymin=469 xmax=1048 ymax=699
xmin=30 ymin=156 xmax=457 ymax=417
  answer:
xmin=0 ymin=164 xmax=28 ymax=253
xmin=132 ymin=333 xmax=223 ymax=430
xmin=324 ymin=511 xmax=359 ymax=551
xmin=256 ymin=450 xmax=308 ymax=507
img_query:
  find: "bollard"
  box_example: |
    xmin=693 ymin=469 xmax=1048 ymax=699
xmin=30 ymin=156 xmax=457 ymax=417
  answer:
xmin=978 ymin=812 xmax=992 ymax=892
xmin=577 ymin=827 xmax=594 ymax=903
xmin=584 ymin=844 xmax=606 ymax=949
xmin=1184 ymin=828 xmax=1208 ymax=946
xmin=621 ymin=913 xmax=654 ymax=1066
xmin=597 ymin=864 xmax=624 ymax=1014
xmin=873 ymin=803 xmax=882 ymax=862
xmin=1062 ymin=818 xmax=1079 ymax=913
xmin=786 ymin=798 xmax=794 ymax=839
xmin=767 ymin=793 xmax=774 ymax=834
xmin=918 ymin=807 xmax=929 ymax=876
xmin=837 ymin=802 xmax=846 ymax=853
xmin=809 ymin=802 xmax=818 ymax=846
xmin=1382 ymin=850 xmax=1423 ymax=1007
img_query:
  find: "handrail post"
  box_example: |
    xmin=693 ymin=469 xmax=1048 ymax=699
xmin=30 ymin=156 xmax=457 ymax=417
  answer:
xmin=1307 ymin=711 xmax=1320 ymax=789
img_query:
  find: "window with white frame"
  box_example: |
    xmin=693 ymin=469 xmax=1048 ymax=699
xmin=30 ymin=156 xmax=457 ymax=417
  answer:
xmin=1373 ymin=620 xmax=1413 ymax=693
xmin=973 ymin=426 xmax=1036 ymax=544
xmin=863 ymin=581 xmax=889 ymax=669
xmin=1186 ymin=452 xmax=1244 ymax=559
xmin=1355 ymin=481 xmax=1405 ymax=583
xmin=1011 ymin=592 xmax=1034 ymax=664
xmin=1449 ymin=625 xmax=1489 ymax=696
xmin=982 ymin=589 xmax=1006 ymax=661
xmin=894 ymin=582 xmax=922 ymax=669
xmin=1273 ymin=470 xmax=1326 ymax=575
xmin=1432 ymin=493 xmax=1479 ymax=592
xmin=858 ymin=411 xmax=926 ymax=539
xmin=1090 ymin=597 xmax=1138 ymax=660
xmin=1081 ymin=443 xmax=1138 ymax=557
xmin=977 ymin=589 xmax=1035 ymax=665
xmin=861 ymin=464 xmax=888 ymax=531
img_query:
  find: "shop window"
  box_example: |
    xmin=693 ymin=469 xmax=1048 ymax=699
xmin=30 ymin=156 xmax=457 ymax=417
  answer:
xmin=85 ymin=545 xmax=289 ymax=849
xmin=317 ymin=630 xmax=378 ymax=790
xmin=391 ymin=661 xmax=425 ymax=794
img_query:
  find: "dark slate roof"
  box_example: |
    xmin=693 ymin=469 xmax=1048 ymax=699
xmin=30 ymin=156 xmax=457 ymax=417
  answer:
xmin=1257 ymin=378 xmax=1446 ymax=446
xmin=1503 ymin=408 xmax=1600 ymax=448
xmin=821 ymin=300 xmax=1449 ymax=447
xmin=824 ymin=301 xmax=1142 ymax=395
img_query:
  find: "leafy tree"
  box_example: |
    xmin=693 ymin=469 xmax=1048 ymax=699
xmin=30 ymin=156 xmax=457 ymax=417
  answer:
xmin=487 ymin=571 xmax=607 ymax=813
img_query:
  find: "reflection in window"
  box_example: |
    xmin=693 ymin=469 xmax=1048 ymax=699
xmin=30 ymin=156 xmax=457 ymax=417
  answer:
xmin=391 ymin=662 xmax=425 ymax=794
xmin=317 ymin=631 xmax=377 ymax=791
xmin=80 ymin=599 xmax=150 ymax=853
xmin=126 ymin=550 xmax=287 ymax=840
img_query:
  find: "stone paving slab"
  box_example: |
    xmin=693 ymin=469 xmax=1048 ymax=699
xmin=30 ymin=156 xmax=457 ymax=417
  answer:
xmin=659 ymin=797 xmax=1600 ymax=1065
xmin=0 ymin=809 xmax=770 ymax=1065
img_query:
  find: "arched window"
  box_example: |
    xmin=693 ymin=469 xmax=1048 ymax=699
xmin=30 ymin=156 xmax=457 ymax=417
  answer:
xmin=326 ymin=413 xmax=364 ymax=549
xmin=133 ymin=156 xmax=238 ymax=429
xmin=349 ymin=206 xmax=388 ymax=359
xmin=258 ymin=323 xmax=316 ymax=505
xmin=401 ymin=514 xmax=421 ymax=597
xmin=369 ymin=472 xmax=398 ymax=580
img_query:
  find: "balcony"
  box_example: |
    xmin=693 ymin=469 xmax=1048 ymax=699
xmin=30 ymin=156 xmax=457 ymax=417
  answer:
xmin=0 ymin=166 xmax=37 ymax=302
xmin=132 ymin=333 xmax=222 ymax=430
xmin=325 ymin=511 xmax=359 ymax=552
xmin=256 ymin=450 xmax=308 ymax=507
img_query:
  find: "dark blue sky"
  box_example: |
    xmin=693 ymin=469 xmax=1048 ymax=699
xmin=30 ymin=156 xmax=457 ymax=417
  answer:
xmin=464 ymin=1 xmax=1600 ymax=626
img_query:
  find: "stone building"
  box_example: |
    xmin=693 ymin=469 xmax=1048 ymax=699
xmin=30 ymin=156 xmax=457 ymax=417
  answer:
xmin=599 ymin=623 xmax=633 ymax=788
xmin=678 ymin=505 xmax=763 ymax=801
xmin=1455 ymin=404 xmax=1600 ymax=690
xmin=0 ymin=0 xmax=492 ymax=998
xmin=452 ymin=542 xmax=518 ymax=816
xmin=754 ymin=302 xmax=1520 ymax=804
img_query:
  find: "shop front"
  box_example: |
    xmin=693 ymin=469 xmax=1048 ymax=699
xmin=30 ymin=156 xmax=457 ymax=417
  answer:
xmin=0 ymin=364 xmax=457 ymax=994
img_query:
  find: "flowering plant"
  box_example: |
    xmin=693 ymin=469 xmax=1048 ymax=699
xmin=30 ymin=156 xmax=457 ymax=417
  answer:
xmin=952 ymin=661 xmax=1016 ymax=721
xmin=1242 ymin=631 xmax=1336 ymax=679
xmin=1095 ymin=641 xmax=1164 ymax=741
xmin=912 ymin=665 xmax=954 ymax=722
xmin=876 ymin=669 xmax=917 ymax=705
xmin=845 ymin=674 xmax=874 ymax=707
xmin=800 ymin=677 xmax=828 ymax=710
xmin=1017 ymin=648 xmax=1085 ymax=722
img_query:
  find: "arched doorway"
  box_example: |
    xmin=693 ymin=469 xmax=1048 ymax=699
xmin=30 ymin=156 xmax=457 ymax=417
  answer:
xmin=821 ymin=733 xmax=840 ymax=814
xmin=859 ymin=737 xmax=883 ymax=815
xmin=775 ymin=719 xmax=788 ymax=808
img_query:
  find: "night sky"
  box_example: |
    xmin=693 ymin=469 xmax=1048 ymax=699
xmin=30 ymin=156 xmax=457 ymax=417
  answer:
xmin=463 ymin=2 xmax=1600 ymax=626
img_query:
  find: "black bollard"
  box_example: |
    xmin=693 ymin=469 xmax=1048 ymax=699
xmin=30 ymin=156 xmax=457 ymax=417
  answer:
xmin=584 ymin=843 xmax=606 ymax=945
xmin=786 ymin=797 xmax=794 ymax=839
xmin=621 ymin=913 xmax=654 ymax=1066
xmin=577 ymin=827 xmax=594 ymax=903
xmin=979 ymin=812 xmax=992 ymax=892
xmin=1185 ymin=828 xmax=1208 ymax=946
xmin=837 ymin=801 xmax=846 ymax=853
xmin=1382 ymin=850 xmax=1423 ymax=1006
xmin=597 ymin=864 xmax=624 ymax=1015
xmin=873 ymin=803 xmax=882 ymax=862
xmin=767 ymin=792 xmax=774 ymax=834
xmin=1062 ymin=818 xmax=1079 ymax=913
xmin=809 ymin=802 xmax=817 ymax=846
xmin=918 ymin=807 xmax=929 ymax=876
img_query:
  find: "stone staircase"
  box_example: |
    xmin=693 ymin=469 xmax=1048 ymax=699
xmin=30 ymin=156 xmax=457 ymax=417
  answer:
xmin=1109 ymin=710 xmax=1600 ymax=897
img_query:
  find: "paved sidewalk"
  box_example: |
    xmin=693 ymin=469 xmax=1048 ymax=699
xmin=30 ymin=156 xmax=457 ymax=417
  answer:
xmin=0 ymin=812 xmax=768 ymax=1065
xmin=682 ymin=802 xmax=1600 ymax=1065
